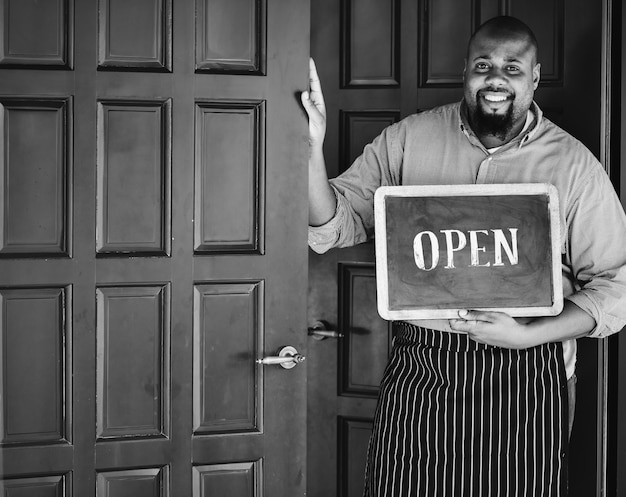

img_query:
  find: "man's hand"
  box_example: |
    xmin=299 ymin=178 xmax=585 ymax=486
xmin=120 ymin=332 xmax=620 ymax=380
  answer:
xmin=301 ymin=58 xmax=327 ymax=149
xmin=302 ymin=57 xmax=336 ymax=226
xmin=449 ymin=310 xmax=539 ymax=349
xmin=449 ymin=302 xmax=595 ymax=350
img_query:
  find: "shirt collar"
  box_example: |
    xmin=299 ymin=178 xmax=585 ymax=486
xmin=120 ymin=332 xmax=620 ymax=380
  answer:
xmin=458 ymin=100 xmax=543 ymax=150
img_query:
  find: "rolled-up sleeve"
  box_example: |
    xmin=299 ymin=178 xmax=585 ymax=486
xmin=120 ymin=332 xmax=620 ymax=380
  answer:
xmin=308 ymin=122 xmax=403 ymax=254
xmin=308 ymin=186 xmax=369 ymax=253
xmin=564 ymin=165 xmax=626 ymax=338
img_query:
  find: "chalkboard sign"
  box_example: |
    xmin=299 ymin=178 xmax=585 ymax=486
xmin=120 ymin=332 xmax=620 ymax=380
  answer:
xmin=374 ymin=184 xmax=563 ymax=320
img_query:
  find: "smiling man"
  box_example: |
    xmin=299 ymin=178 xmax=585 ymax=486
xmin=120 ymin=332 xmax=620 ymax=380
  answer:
xmin=463 ymin=19 xmax=540 ymax=147
xmin=303 ymin=15 xmax=626 ymax=497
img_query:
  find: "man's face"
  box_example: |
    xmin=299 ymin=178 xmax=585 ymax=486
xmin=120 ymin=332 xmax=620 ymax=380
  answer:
xmin=463 ymin=32 xmax=540 ymax=140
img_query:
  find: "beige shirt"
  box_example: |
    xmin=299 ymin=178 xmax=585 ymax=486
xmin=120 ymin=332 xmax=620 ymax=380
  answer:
xmin=309 ymin=101 xmax=626 ymax=378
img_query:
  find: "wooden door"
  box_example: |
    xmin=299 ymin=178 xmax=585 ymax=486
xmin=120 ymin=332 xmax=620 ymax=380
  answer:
xmin=0 ymin=0 xmax=310 ymax=495
xmin=307 ymin=1 xmax=609 ymax=496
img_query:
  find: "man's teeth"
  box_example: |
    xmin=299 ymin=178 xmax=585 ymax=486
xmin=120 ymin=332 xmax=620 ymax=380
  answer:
xmin=484 ymin=94 xmax=508 ymax=102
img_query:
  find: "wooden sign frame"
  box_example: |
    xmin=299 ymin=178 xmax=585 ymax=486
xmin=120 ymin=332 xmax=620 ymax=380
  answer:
xmin=374 ymin=184 xmax=563 ymax=320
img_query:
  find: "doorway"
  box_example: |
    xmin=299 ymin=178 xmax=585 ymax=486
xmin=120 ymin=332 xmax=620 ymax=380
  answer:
xmin=307 ymin=1 xmax=613 ymax=496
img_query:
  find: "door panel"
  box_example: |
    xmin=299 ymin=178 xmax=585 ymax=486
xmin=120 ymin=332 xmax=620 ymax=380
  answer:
xmin=98 ymin=0 xmax=171 ymax=71
xmin=97 ymin=468 xmax=167 ymax=497
xmin=0 ymin=97 xmax=71 ymax=256
xmin=0 ymin=0 xmax=310 ymax=495
xmin=338 ymin=263 xmax=390 ymax=397
xmin=338 ymin=417 xmax=373 ymax=497
xmin=340 ymin=0 xmax=400 ymax=88
xmin=194 ymin=100 xmax=264 ymax=253
xmin=193 ymin=282 xmax=261 ymax=435
xmin=0 ymin=287 xmax=70 ymax=444
xmin=96 ymin=285 xmax=169 ymax=439
xmin=308 ymin=0 xmax=605 ymax=496
xmin=97 ymin=99 xmax=171 ymax=255
xmin=0 ymin=0 xmax=72 ymax=69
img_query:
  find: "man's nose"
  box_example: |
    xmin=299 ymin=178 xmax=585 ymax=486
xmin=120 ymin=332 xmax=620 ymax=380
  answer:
xmin=484 ymin=67 xmax=508 ymax=85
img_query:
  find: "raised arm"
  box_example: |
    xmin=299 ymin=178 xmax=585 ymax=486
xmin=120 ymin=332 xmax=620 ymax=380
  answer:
xmin=301 ymin=58 xmax=337 ymax=226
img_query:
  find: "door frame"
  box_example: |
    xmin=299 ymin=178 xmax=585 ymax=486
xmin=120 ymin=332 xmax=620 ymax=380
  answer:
xmin=602 ymin=0 xmax=622 ymax=495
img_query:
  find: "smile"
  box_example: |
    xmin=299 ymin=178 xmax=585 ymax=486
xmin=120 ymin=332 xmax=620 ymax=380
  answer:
xmin=483 ymin=94 xmax=509 ymax=102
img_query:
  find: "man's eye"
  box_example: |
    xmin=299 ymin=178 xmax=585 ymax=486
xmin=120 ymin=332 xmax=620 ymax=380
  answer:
xmin=475 ymin=63 xmax=489 ymax=70
xmin=506 ymin=66 xmax=520 ymax=72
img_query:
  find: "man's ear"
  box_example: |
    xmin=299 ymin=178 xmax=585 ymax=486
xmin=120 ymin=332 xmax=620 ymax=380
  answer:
xmin=463 ymin=59 xmax=467 ymax=80
xmin=533 ymin=63 xmax=541 ymax=89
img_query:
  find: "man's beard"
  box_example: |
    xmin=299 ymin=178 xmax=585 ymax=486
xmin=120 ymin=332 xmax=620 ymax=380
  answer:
xmin=471 ymin=101 xmax=514 ymax=141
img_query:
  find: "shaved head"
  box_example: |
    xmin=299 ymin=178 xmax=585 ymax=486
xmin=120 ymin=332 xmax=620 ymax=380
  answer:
xmin=468 ymin=16 xmax=538 ymax=65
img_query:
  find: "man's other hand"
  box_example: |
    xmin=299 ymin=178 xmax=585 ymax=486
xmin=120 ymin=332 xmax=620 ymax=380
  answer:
xmin=301 ymin=58 xmax=327 ymax=149
xmin=449 ymin=309 xmax=538 ymax=349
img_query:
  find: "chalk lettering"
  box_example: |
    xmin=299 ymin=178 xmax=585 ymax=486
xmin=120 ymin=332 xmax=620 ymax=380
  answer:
xmin=470 ymin=230 xmax=490 ymax=267
xmin=493 ymin=228 xmax=519 ymax=266
xmin=413 ymin=231 xmax=439 ymax=271
xmin=413 ymin=228 xmax=519 ymax=270
xmin=441 ymin=229 xmax=467 ymax=269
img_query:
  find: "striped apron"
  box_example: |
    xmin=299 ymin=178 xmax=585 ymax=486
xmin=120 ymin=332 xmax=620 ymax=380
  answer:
xmin=363 ymin=322 xmax=569 ymax=497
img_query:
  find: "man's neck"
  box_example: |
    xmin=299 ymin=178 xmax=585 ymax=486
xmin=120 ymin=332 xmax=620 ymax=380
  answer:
xmin=470 ymin=109 xmax=534 ymax=149
xmin=475 ymin=119 xmax=524 ymax=148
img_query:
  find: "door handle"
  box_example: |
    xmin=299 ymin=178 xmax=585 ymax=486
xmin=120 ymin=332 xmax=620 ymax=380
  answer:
xmin=257 ymin=346 xmax=305 ymax=369
xmin=308 ymin=320 xmax=343 ymax=340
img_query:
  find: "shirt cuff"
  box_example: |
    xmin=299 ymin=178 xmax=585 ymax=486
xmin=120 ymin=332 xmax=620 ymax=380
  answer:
xmin=308 ymin=223 xmax=339 ymax=254
xmin=308 ymin=189 xmax=344 ymax=254
xmin=566 ymin=292 xmax=626 ymax=338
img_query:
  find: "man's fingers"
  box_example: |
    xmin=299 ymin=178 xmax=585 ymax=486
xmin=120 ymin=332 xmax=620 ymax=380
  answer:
xmin=301 ymin=91 xmax=322 ymax=120
xmin=308 ymin=58 xmax=326 ymax=106
xmin=302 ymin=58 xmax=327 ymax=146
xmin=457 ymin=309 xmax=497 ymax=323
xmin=449 ymin=318 xmax=477 ymax=332
xmin=309 ymin=58 xmax=323 ymax=92
xmin=448 ymin=309 xmax=497 ymax=332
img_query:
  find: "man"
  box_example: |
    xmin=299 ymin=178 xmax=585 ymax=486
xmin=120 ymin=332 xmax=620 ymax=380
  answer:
xmin=302 ymin=16 xmax=626 ymax=497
